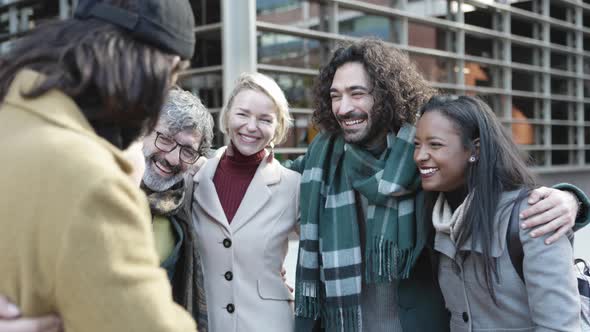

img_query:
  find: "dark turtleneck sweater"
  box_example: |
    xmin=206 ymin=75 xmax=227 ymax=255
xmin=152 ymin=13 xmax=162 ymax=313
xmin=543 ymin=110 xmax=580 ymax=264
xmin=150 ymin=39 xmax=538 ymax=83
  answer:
xmin=212 ymin=147 xmax=266 ymax=224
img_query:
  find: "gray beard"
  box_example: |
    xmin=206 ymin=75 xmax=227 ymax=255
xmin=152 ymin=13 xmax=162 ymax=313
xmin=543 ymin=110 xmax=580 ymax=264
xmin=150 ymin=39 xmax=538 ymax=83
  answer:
xmin=142 ymin=163 xmax=184 ymax=192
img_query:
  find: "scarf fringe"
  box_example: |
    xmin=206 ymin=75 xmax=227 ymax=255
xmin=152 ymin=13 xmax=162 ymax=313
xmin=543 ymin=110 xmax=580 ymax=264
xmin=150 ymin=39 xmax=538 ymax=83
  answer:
xmin=365 ymin=236 xmax=414 ymax=282
xmin=295 ymin=281 xmax=320 ymax=319
xmin=324 ymin=306 xmax=362 ymax=332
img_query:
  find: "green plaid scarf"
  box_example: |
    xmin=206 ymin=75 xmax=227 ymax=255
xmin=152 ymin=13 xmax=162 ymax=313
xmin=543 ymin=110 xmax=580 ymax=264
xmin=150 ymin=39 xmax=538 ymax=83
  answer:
xmin=295 ymin=126 xmax=423 ymax=332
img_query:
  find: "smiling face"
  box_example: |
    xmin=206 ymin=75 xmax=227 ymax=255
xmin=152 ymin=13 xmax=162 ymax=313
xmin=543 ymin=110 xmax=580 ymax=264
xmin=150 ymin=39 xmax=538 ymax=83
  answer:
xmin=414 ymin=111 xmax=472 ymax=192
xmin=227 ymin=89 xmax=278 ymax=156
xmin=330 ymin=62 xmax=389 ymax=147
xmin=142 ymin=125 xmax=202 ymax=191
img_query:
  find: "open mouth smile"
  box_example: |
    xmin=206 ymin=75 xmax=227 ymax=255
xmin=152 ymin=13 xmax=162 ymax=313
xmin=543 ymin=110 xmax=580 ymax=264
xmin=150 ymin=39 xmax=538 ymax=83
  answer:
xmin=238 ymin=133 xmax=260 ymax=143
xmin=419 ymin=167 xmax=439 ymax=178
xmin=343 ymin=119 xmax=365 ymax=126
xmin=154 ymin=160 xmax=173 ymax=175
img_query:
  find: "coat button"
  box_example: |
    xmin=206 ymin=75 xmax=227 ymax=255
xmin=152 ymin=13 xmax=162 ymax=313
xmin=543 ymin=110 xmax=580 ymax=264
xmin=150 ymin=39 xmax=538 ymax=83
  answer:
xmin=226 ymin=303 xmax=235 ymax=313
xmin=224 ymin=271 xmax=233 ymax=281
xmin=462 ymin=312 xmax=469 ymax=322
xmin=223 ymin=238 xmax=232 ymax=248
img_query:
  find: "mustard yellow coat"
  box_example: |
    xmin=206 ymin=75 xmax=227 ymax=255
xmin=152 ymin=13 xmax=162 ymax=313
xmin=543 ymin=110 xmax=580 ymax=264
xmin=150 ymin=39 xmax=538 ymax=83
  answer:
xmin=0 ymin=70 xmax=196 ymax=332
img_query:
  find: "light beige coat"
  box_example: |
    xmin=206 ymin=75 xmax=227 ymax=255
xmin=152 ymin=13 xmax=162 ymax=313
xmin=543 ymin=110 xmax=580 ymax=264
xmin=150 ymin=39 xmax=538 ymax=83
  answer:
xmin=0 ymin=70 xmax=196 ymax=332
xmin=192 ymin=147 xmax=300 ymax=332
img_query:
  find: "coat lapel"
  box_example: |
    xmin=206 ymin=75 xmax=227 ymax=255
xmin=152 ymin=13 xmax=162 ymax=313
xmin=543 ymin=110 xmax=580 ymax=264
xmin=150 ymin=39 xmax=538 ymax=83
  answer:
xmin=229 ymin=153 xmax=281 ymax=234
xmin=193 ymin=150 xmax=231 ymax=233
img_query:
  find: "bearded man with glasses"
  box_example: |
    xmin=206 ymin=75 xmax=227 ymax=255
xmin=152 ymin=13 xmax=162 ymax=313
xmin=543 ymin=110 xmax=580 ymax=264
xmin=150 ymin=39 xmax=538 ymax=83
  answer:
xmin=140 ymin=87 xmax=214 ymax=332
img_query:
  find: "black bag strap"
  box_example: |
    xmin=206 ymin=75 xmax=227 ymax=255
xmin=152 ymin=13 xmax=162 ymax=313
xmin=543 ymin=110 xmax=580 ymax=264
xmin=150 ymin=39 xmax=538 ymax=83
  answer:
xmin=507 ymin=189 xmax=576 ymax=284
xmin=506 ymin=195 xmax=525 ymax=283
xmin=575 ymin=259 xmax=590 ymax=298
xmin=575 ymin=258 xmax=590 ymax=276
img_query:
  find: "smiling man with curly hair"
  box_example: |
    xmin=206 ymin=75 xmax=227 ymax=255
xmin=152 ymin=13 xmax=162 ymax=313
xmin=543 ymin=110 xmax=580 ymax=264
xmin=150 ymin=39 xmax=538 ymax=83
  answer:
xmin=290 ymin=38 xmax=588 ymax=332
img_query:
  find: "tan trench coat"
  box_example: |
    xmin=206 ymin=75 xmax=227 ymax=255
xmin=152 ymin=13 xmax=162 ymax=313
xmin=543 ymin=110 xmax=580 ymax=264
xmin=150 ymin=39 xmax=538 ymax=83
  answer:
xmin=0 ymin=70 xmax=196 ymax=332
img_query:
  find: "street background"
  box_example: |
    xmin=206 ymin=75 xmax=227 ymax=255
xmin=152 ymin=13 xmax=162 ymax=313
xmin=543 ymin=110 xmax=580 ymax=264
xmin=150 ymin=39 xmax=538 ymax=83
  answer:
xmin=576 ymin=228 xmax=590 ymax=263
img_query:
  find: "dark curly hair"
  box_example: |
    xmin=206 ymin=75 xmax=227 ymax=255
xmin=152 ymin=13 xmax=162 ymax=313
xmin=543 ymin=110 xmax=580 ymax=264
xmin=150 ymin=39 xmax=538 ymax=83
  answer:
xmin=312 ymin=38 xmax=436 ymax=134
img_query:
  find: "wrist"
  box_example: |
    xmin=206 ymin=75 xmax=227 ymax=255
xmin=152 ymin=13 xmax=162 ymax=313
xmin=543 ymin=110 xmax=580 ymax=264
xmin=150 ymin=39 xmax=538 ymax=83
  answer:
xmin=570 ymin=191 xmax=583 ymax=218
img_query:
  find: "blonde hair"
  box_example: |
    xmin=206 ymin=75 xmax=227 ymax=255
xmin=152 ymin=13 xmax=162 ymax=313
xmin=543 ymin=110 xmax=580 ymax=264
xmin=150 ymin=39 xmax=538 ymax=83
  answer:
xmin=219 ymin=72 xmax=292 ymax=146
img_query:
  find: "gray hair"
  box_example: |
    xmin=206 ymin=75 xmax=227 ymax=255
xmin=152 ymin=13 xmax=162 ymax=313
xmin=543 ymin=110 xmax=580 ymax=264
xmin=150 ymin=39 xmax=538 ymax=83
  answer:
xmin=160 ymin=87 xmax=214 ymax=157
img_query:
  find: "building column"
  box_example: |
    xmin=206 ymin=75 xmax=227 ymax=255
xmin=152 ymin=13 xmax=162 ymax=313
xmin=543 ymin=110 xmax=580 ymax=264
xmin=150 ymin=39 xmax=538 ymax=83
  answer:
xmin=540 ymin=0 xmax=551 ymax=167
xmin=574 ymin=4 xmax=584 ymax=166
xmin=455 ymin=0 xmax=465 ymax=92
xmin=221 ymin=0 xmax=257 ymax=104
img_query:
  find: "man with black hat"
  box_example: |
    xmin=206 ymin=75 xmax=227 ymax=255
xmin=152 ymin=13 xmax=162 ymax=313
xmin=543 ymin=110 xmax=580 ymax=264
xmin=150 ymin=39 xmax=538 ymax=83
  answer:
xmin=0 ymin=1 xmax=200 ymax=331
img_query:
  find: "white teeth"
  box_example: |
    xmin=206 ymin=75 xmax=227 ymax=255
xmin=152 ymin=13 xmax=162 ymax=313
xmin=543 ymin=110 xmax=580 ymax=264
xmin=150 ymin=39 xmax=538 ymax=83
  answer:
xmin=344 ymin=119 xmax=365 ymax=126
xmin=240 ymin=134 xmax=257 ymax=142
xmin=155 ymin=161 xmax=172 ymax=174
xmin=419 ymin=168 xmax=438 ymax=175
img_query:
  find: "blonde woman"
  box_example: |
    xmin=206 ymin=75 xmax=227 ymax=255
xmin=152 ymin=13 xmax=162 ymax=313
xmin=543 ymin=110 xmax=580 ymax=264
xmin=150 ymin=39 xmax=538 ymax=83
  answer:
xmin=192 ymin=73 xmax=299 ymax=332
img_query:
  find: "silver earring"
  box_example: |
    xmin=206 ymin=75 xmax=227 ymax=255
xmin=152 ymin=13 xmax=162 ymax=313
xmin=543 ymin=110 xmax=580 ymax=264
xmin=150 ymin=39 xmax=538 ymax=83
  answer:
xmin=469 ymin=156 xmax=476 ymax=162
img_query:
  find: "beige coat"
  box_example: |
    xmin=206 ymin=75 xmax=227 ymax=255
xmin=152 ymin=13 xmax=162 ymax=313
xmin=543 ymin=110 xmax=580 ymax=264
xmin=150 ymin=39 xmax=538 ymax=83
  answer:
xmin=192 ymin=147 xmax=300 ymax=332
xmin=0 ymin=70 xmax=196 ymax=332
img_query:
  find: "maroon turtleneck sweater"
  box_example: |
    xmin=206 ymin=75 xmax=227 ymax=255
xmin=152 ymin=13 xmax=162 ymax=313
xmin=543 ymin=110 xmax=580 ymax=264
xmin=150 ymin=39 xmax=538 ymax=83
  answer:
xmin=212 ymin=147 xmax=265 ymax=224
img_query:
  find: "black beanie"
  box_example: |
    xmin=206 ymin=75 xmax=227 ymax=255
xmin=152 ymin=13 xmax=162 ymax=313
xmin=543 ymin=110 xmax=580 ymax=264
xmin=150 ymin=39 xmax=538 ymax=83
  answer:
xmin=74 ymin=0 xmax=195 ymax=60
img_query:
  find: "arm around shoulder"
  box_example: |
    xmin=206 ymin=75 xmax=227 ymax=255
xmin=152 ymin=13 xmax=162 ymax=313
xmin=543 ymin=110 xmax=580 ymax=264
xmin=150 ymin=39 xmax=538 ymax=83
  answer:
xmin=281 ymin=154 xmax=307 ymax=174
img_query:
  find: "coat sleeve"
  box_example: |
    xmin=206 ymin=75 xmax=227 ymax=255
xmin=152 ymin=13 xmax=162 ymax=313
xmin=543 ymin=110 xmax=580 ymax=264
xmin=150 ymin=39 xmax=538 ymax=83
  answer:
xmin=282 ymin=154 xmax=307 ymax=174
xmin=552 ymin=183 xmax=590 ymax=231
xmin=294 ymin=172 xmax=301 ymax=236
xmin=519 ymin=200 xmax=581 ymax=332
xmin=54 ymin=176 xmax=196 ymax=332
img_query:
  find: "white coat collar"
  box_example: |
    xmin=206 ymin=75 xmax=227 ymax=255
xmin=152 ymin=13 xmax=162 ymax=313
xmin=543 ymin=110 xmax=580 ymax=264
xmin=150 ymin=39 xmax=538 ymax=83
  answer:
xmin=193 ymin=147 xmax=282 ymax=233
xmin=435 ymin=189 xmax=525 ymax=259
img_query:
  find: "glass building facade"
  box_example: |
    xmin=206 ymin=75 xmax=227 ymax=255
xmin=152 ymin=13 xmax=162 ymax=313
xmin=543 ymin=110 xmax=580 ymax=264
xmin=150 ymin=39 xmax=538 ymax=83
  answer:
xmin=2 ymin=0 xmax=590 ymax=188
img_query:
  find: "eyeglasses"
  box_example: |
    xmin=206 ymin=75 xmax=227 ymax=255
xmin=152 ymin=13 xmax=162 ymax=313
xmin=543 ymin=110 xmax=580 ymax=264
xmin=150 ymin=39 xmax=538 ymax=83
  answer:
xmin=154 ymin=131 xmax=200 ymax=164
